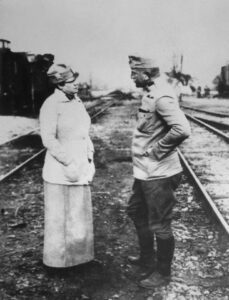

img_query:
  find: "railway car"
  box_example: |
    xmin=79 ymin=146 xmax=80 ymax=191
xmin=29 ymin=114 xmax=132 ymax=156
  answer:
xmin=0 ymin=39 xmax=54 ymax=116
xmin=78 ymin=82 xmax=93 ymax=101
xmin=214 ymin=64 xmax=229 ymax=97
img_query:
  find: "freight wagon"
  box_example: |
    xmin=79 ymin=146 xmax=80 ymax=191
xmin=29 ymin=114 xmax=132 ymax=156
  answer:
xmin=0 ymin=39 xmax=54 ymax=116
xmin=214 ymin=64 xmax=229 ymax=97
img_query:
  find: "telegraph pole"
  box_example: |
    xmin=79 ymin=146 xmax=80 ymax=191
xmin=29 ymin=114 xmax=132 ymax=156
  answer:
xmin=180 ymin=54 xmax=183 ymax=73
xmin=179 ymin=54 xmax=184 ymax=102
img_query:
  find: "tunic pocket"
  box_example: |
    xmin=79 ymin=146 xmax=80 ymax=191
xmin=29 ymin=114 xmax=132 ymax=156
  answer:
xmin=137 ymin=110 xmax=155 ymax=134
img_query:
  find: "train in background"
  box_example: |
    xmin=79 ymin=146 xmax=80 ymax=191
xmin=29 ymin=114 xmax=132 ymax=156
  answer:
xmin=213 ymin=64 xmax=229 ymax=98
xmin=0 ymin=39 xmax=55 ymax=116
xmin=0 ymin=39 xmax=93 ymax=116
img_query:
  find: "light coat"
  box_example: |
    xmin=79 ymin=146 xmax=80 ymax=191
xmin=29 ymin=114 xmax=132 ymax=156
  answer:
xmin=39 ymin=89 xmax=95 ymax=185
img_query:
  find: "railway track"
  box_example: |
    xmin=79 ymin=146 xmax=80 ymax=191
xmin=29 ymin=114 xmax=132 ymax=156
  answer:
xmin=182 ymin=105 xmax=229 ymax=131
xmin=181 ymin=104 xmax=229 ymax=118
xmin=179 ymin=114 xmax=229 ymax=234
xmin=0 ymin=99 xmax=114 ymax=183
xmin=1 ymin=99 xmax=229 ymax=299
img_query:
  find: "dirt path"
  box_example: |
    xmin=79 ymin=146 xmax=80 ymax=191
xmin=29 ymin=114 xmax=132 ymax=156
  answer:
xmin=0 ymin=100 xmax=228 ymax=300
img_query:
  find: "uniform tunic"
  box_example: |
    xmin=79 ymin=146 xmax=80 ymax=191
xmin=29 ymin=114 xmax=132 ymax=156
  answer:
xmin=39 ymin=89 xmax=95 ymax=267
xmin=132 ymin=74 xmax=191 ymax=180
xmin=128 ymin=73 xmax=191 ymax=238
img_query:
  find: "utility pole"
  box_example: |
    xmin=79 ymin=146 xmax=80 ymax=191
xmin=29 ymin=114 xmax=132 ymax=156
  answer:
xmin=172 ymin=53 xmax=177 ymax=72
xmin=179 ymin=54 xmax=184 ymax=102
xmin=89 ymin=73 xmax=93 ymax=89
xmin=180 ymin=54 xmax=183 ymax=73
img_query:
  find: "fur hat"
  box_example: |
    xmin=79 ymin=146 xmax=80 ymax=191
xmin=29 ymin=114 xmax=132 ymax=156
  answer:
xmin=47 ymin=64 xmax=79 ymax=84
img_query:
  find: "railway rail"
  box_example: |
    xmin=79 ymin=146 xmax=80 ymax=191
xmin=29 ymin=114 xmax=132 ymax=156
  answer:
xmin=179 ymin=114 xmax=229 ymax=234
xmin=1 ymin=99 xmax=229 ymax=299
xmin=185 ymin=114 xmax=229 ymax=141
xmin=0 ymin=128 xmax=40 ymax=147
xmin=182 ymin=105 xmax=229 ymax=131
xmin=0 ymin=99 xmax=114 ymax=183
xmin=181 ymin=104 xmax=229 ymax=118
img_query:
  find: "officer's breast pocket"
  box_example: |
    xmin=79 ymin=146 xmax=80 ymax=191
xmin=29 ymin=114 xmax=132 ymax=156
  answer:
xmin=137 ymin=110 xmax=155 ymax=134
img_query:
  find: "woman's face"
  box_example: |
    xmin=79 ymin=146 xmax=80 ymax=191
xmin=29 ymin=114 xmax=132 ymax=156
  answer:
xmin=61 ymin=77 xmax=79 ymax=96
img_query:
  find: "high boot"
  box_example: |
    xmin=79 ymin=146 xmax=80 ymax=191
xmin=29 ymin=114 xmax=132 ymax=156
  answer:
xmin=139 ymin=236 xmax=175 ymax=288
xmin=128 ymin=226 xmax=155 ymax=265
xmin=156 ymin=236 xmax=175 ymax=276
xmin=128 ymin=226 xmax=155 ymax=278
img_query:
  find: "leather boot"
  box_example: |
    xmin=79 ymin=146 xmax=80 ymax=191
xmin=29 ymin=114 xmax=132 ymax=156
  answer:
xmin=156 ymin=236 xmax=175 ymax=277
xmin=128 ymin=253 xmax=155 ymax=279
xmin=128 ymin=225 xmax=155 ymax=265
xmin=128 ymin=226 xmax=155 ymax=278
xmin=139 ymin=271 xmax=170 ymax=288
xmin=127 ymin=252 xmax=154 ymax=266
xmin=139 ymin=236 xmax=175 ymax=288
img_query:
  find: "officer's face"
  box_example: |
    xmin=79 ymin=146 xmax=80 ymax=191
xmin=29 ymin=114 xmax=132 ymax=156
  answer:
xmin=131 ymin=69 xmax=148 ymax=88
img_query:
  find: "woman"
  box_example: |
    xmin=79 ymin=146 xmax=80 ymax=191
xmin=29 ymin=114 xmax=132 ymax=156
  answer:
xmin=39 ymin=64 xmax=95 ymax=268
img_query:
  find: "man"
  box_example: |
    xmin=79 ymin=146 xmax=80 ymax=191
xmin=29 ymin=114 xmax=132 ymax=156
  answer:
xmin=127 ymin=55 xmax=191 ymax=288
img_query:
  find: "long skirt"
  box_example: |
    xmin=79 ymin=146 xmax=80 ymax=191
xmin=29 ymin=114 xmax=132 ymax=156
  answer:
xmin=43 ymin=181 xmax=94 ymax=268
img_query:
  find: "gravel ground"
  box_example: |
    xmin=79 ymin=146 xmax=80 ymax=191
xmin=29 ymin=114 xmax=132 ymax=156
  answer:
xmin=182 ymin=96 xmax=229 ymax=115
xmin=0 ymin=100 xmax=229 ymax=299
xmin=180 ymin=120 xmax=229 ymax=224
xmin=0 ymin=116 xmax=38 ymax=145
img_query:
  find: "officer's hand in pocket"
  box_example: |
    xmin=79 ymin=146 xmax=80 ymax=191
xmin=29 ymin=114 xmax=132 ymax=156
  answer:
xmin=142 ymin=148 xmax=157 ymax=161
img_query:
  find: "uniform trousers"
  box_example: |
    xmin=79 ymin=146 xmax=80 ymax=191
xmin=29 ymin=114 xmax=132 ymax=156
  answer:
xmin=127 ymin=173 xmax=182 ymax=240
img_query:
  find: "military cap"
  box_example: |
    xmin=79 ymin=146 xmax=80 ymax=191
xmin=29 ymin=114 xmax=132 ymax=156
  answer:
xmin=128 ymin=55 xmax=157 ymax=69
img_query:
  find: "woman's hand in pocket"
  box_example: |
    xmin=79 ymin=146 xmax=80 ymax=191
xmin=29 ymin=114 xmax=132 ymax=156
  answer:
xmin=63 ymin=160 xmax=81 ymax=182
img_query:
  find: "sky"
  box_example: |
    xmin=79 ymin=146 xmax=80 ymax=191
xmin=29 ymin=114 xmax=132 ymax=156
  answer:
xmin=1 ymin=0 xmax=229 ymax=89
